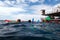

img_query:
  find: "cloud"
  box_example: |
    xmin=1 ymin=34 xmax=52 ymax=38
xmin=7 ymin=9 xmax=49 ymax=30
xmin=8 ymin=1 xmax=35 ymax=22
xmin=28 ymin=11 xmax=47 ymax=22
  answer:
xmin=29 ymin=4 xmax=52 ymax=14
xmin=30 ymin=3 xmax=60 ymax=14
xmin=0 ymin=6 xmax=45 ymax=21
xmin=29 ymin=0 xmax=45 ymax=3
xmin=0 ymin=0 xmax=14 ymax=7
xmin=38 ymin=0 xmax=45 ymax=3
xmin=0 ymin=1 xmax=6 ymax=6
xmin=54 ymin=3 xmax=60 ymax=7
xmin=0 ymin=0 xmax=28 ymax=7
xmin=55 ymin=0 xmax=58 ymax=1
xmin=0 ymin=7 xmax=25 ymax=15
xmin=7 ymin=14 xmax=44 ymax=21
xmin=29 ymin=0 xmax=38 ymax=3
xmin=0 ymin=0 xmax=45 ymax=7
xmin=53 ymin=4 xmax=60 ymax=12
xmin=0 ymin=13 xmax=44 ymax=21
xmin=0 ymin=0 xmax=60 ymax=21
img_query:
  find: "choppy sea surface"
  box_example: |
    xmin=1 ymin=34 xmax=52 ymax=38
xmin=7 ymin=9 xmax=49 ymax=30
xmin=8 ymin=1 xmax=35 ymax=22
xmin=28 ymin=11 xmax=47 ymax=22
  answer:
xmin=0 ymin=21 xmax=60 ymax=40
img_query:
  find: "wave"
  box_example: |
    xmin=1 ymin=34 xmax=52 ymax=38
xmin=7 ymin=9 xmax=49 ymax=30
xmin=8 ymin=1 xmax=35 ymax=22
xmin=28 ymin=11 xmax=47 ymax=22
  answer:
xmin=0 ymin=22 xmax=59 ymax=40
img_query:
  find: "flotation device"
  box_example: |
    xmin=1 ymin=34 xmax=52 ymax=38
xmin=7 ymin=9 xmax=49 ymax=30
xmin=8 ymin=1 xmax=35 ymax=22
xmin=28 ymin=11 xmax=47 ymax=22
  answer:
xmin=5 ymin=20 xmax=11 ymax=23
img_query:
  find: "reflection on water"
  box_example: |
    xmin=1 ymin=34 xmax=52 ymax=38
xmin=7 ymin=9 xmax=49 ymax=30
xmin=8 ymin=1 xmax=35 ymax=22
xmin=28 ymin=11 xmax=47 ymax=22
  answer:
xmin=0 ymin=22 xmax=60 ymax=40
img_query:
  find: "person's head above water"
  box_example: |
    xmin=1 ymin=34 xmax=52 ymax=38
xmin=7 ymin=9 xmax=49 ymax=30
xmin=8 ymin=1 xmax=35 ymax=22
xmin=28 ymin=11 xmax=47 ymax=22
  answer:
xmin=28 ymin=20 xmax=31 ymax=23
xmin=17 ymin=19 xmax=21 ymax=22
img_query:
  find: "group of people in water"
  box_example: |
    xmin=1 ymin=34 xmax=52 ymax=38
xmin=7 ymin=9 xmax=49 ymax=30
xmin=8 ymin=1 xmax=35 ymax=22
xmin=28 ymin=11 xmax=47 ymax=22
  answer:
xmin=4 ymin=19 xmax=33 ymax=23
xmin=16 ymin=19 xmax=32 ymax=23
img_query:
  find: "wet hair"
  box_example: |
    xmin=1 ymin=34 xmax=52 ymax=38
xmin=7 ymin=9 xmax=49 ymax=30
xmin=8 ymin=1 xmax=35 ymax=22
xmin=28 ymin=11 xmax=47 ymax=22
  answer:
xmin=17 ymin=19 xmax=21 ymax=22
xmin=28 ymin=20 xmax=31 ymax=23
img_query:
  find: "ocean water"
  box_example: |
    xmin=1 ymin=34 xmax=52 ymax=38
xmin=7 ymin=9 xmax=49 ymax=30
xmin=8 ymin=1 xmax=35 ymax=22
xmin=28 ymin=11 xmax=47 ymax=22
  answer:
xmin=0 ymin=21 xmax=60 ymax=40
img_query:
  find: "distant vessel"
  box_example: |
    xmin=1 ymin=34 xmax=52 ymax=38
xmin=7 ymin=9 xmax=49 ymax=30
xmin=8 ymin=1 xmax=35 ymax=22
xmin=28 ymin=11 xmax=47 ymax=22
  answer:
xmin=42 ymin=9 xmax=60 ymax=23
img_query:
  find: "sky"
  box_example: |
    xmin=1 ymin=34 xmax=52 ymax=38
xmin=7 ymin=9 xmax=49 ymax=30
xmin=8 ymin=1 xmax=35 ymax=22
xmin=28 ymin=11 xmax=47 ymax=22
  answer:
xmin=0 ymin=0 xmax=60 ymax=21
